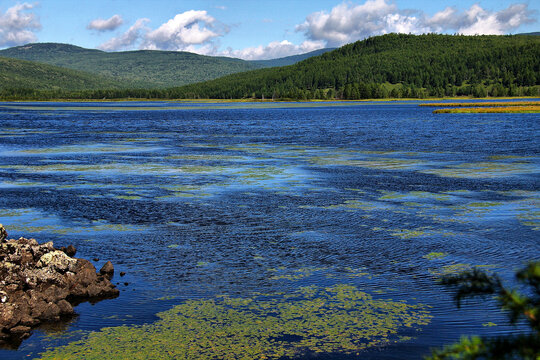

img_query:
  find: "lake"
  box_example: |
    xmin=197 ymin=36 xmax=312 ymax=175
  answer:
xmin=0 ymin=100 xmax=538 ymax=359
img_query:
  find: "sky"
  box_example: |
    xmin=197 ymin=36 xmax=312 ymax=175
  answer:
xmin=0 ymin=0 xmax=538 ymax=59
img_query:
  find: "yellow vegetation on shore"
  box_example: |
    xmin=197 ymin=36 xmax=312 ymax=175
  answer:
xmin=433 ymin=106 xmax=540 ymax=113
xmin=421 ymin=101 xmax=540 ymax=107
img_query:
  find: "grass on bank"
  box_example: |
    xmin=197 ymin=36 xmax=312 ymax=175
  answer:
xmin=433 ymin=105 xmax=540 ymax=113
xmin=421 ymin=101 xmax=540 ymax=107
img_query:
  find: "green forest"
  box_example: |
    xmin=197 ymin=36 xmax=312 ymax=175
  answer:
xmin=0 ymin=44 xmax=333 ymax=89
xmin=0 ymin=34 xmax=538 ymax=100
xmin=169 ymin=33 xmax=539 ymax=100
xmin=0 ymin=56 xmax=122 ymax=92
xmin=0 ymin=43 xmax=260 ymax=88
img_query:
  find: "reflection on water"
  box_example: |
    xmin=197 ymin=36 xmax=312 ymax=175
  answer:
xmin=0 ymin=101 xmax=538 ymax=359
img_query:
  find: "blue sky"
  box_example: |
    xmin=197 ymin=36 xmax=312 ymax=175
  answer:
xmin=0 ymin=0 xmax=538 ymax=59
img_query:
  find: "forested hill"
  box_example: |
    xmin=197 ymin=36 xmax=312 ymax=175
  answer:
xmin=0 ymin=43 xmax=261 ymax=88
xmin=170 ymin=34 xmax=540 ymax=100
xmin=0 ymin=56 xmax=121 ymax=92
xmin=0 ymin=43 xmax=333 ymax=89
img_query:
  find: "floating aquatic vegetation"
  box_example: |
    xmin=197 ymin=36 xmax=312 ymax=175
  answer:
xmin=390 ymin=228 xmax=430 ymax=239
xmin=378 ymin=191 xmax=408 ymax=200
xmin=268 ymin=267 xmax=326 ymax=281
xmin=517 ymin=210 xmax=540 ymax=231
xmin=309 ymin=156 xmax=426 ymax=171
xmin=0 ymin=180 xmax=52 ymax=188
xmin=323 ymin=200 xmax=383 ymax=211
xmin=390 ymin=227 xmax=457 ymax=240
xmin=423 ymin=252 xmax=448 ymax=260
xmin=14 ymin=143 xmax=156 ymax=156
xmin=428 ymin=263 xmax=473 ymax=277
xmin=38 ymin=284 xmax=431 ymax=360
xmin=428 ymin=263 xmax=496 ymax=277
xmin=113 ymin=195 xmax=142 ymax=200
xmin=325 ymin=267 xmax=372 ymax=279
xmin=0 ymin=208 xmax=148 ymax=237
xmin=165 ymin=154 xmax=246 ymax=161
xmin=421 ymin=161 xmax=537 ymax=179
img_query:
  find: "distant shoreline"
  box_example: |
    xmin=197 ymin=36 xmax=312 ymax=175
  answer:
xmin=1 ymin=96 xmax=539 ymax=104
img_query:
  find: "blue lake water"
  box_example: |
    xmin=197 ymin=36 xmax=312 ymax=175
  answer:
xmin=0 ymin=100 xmax=538 ymax=359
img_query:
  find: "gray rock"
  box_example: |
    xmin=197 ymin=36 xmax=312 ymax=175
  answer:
xmin=37 ymin=251 xmax=77 ymax=272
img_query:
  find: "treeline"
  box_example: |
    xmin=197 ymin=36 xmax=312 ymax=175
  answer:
xmin=1 ymin=34 xmax=539 ymax=101
xmin=2 ymin=83 xmax=538 ymax=101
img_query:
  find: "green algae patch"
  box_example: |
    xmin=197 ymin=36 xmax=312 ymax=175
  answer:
xmin=323 ymin=200 xmax=383 ymax=211
xmin=17 ymin=144 xmax=153 ymax=155
xmin=421 ymin=161 xmax=537 ymax=179
xmin=428 ymin=263 xmax=472 ymax=277
xmin=268 ymin=267 xmax=327 ymax=281
xmin=113 ymin=195 xmax=142 ymax=200
xmin=428 ymin=263 xmax=496 ymax=277
xmin=482 ymin=322 xmax=497 ymax=327
xmin=423 ymin=252 xmax=448 ymax=260
xmin=38 ymin=284 xmax=431 ymax=360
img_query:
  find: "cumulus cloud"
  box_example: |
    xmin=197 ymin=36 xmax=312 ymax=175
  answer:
xmin=87 ymin=14 xmax=123 ymax=32
xmin=222 ymin=39 xmax=326 ymax=60
xmin=98 ymin=18 xmax=149 ymax=51
xmin=296 ymin=0 xmax=404 ymax=46
xmin=428 ymin=3 xmax=534 ymax=34
xmin=0 ymin=2 xmax=41 ymax=47
xmin=141 ymin=10 xmax=221 ymax=50
xmin=99 ymin=10 xmax=226 ymax=52
xmin=297 ymin=0 xmax=536 ymax=47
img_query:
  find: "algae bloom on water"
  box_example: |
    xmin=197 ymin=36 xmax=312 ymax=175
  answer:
xmin=38 ymin=284 xmax=431 ymax=359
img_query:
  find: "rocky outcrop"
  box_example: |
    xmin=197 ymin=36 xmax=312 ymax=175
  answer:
xmin=0 ymin=225 xmax=119 ymax=347
xmin=0 ymin=224 xmax=6 ymax=242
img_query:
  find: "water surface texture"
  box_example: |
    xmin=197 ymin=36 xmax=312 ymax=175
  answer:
xmin=0 ymin=101 xmax=538 ymax=359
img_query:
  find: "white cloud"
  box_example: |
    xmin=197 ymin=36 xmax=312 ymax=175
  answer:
xmin=98 ymin=18 xmax=149 ymax=51
xmin=96 ymin=1 xmax=536 ymax=59
xmin=297 ymin=0 xmax=536 ymax=47
xmin=296 ymin=0 xmax=403 ymax=47
xmin=427 ymin=3 xmax=534 ymax=35
xmin=141 ymin=10 xmax=221 ymax=50
xmin=221 ymin=39 xmax=326 ymax=60
xmin=98 ymin=10 xmax=228 ymax=53
xmin=459 ymin=3 xmax=534 ymax=34
xmin=0 ymin=2 xmax=41 ymax=47
xmin=87 ymin=14 xmax=123 ymax=32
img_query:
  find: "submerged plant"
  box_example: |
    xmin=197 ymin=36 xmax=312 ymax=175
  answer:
xmin=39 ymin=284 xmax=431 ymax=359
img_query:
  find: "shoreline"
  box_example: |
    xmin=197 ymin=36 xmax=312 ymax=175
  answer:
xmin=1 ymin=96 xmax=539 ymax=104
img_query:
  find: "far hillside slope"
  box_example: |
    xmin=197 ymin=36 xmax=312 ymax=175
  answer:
xmin=169 ymin=33 xmax=540 ymax=99
xmin=0 ymin=43 xmax=260 ymax=88
xmin=0 ymin=43 xmax=334 ymax=88
xmin=0 ymin=56 xmax=121 ymax=91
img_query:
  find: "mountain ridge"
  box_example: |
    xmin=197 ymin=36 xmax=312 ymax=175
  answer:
xmin=0 ymin=43 xmax=334 ymax=88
